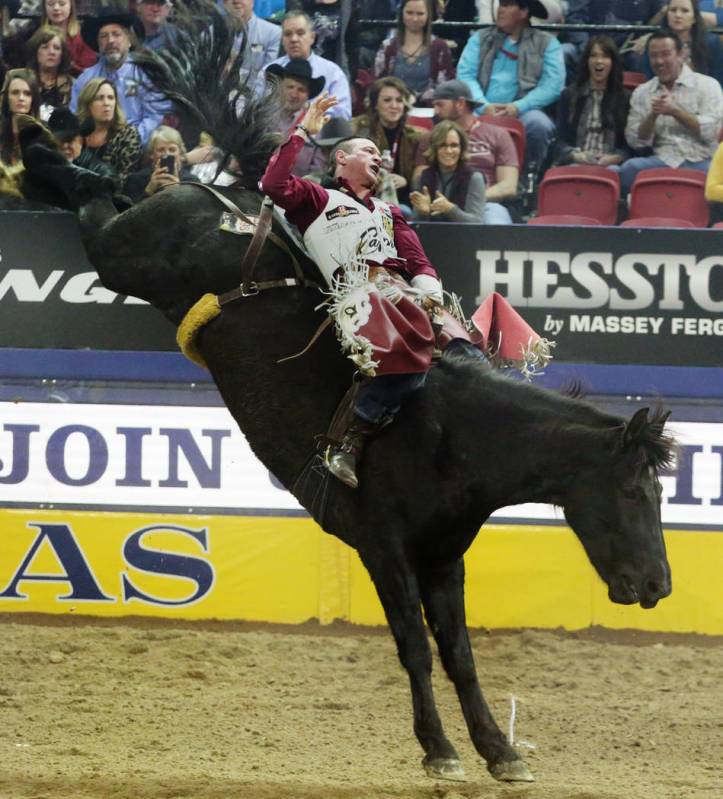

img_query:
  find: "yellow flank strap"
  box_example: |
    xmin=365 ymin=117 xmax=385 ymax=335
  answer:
xmin=176 ymin=293 xmax=222 ymax=370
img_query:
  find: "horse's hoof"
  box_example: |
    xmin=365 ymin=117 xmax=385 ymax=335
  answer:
xmin=423 ymin=757 xmax=467 ymax=781
xmin=489 ymin=758 xmax=534 ymax=782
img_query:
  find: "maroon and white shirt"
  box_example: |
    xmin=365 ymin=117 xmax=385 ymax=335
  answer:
xmin=260 ymin=133 xmax=439 ymax=284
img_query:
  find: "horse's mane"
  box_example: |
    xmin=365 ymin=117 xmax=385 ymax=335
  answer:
xmin=440 ymin=356 xmax=676 ymax=470
xmin=133 ymin=1 xmax=281 ymax=187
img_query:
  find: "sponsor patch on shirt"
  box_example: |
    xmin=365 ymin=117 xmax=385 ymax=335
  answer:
xmin=326 ymin=205 xmax=360 ymax=220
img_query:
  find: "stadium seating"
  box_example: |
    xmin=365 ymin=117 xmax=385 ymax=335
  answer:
xmin=528 ymin=214 xmax=603 ymax=226
xmin=629 ymin=168 xmax=709 ymax=227
xmin=537 ymin=165 xmax=621 ymax=225
xmin=476 ymin=116 xmax=527 ymax=170
xmin=623 ymin=71 xmax=647 ymax=91
xmin=620 ymin=217 xmax=696 ymax=228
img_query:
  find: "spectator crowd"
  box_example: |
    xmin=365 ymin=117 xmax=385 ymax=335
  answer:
xmin=2 ymin=0 xmax=723 ymax=225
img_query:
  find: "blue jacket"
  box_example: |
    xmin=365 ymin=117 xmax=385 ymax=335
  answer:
xmin=457 ymin=29 xmax=564 ymax=114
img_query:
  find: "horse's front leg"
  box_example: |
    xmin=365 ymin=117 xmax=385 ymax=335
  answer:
xmin=418 ymin=558 xmax=534 ymax=783
xmin=359 ymin=545 xmax=466 ymax=781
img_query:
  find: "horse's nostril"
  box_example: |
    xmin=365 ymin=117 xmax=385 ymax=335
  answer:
xmin=646 ymin=580 xmax=660 ymax=595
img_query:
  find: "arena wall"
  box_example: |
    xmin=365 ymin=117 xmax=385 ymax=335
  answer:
xmin=1 ymin=213 xmax=721 ymax=633
xmin=1 ymin=509 xmax=720 ymax=634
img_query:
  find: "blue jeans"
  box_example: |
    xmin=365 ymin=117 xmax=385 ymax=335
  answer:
xmin=610 ymin=156 xmax=712 ymax=196
xmin=483 ymin=202 xmax=513 ymax=224
xmin=520 ymin=109 xmax=556 ymax=171
xmin=354 ymin=339 xmax=486 ymax=424
xmin=355 ymin=372 xmax=427 ymax=426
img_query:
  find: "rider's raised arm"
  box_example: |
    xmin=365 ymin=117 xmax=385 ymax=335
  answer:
xmin=260 ymin=92 xmax=337 ymax=221
xmin=260 ymin=133 xmax=328 ymax=219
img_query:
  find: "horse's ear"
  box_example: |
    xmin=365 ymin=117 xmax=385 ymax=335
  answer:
xmin=623 ymin=407 xmax=650 ymax=448
xmin=655 ymin=410 xmax=672 ymax=429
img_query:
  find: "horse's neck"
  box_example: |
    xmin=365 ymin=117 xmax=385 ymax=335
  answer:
xmin=482 ymin=390 xmax=617 ymax=509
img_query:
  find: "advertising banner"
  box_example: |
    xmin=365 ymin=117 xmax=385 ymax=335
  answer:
xmin=416 ymin=224 xmax=723 ymax=367
xmin=0 ymin=212 xmax=176 ymax=350
xmin=1 ymin=401 xmax=721 ymax=529
xmin=2 ymin=214 xmax=722 ymax=368
xmin=0 ymin=510 xmax=720 ymax=633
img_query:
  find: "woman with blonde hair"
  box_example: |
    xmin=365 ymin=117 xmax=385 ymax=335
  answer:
xmin=76 ymin=78 xmax=141 ymax=180
xmin=2 ymin=0 xmax=96 ymax=75
xmin=0 ymin=68 xmax=40 ymax=165
xmin=25 ymin=26 xmax=74 ymax=115
xmin=42 ymin=0 xmax=97 ymax=75
xmin=410 ymin=119 xmax=486 ymax=223
xmin=124 ymin=124 xmax=195 ymax=202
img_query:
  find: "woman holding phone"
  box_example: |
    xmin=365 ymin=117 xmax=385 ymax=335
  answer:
xmin=124 ymin=126 xmax=194 ymax=203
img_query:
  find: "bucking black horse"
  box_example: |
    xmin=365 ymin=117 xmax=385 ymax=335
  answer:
xmin=19 ymin=4 xmax=675 ymax=784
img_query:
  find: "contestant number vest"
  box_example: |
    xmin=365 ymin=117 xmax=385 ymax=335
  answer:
xmin=303 ymin=189 xmax=399 ymax=284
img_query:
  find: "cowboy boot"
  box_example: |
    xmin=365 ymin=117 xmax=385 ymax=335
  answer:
xmin=325 ymin=416 xmax=380 ymax=489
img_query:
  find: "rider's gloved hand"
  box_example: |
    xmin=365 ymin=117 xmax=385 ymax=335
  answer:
xmin=411 ymin=274 xmax=444 ymax=308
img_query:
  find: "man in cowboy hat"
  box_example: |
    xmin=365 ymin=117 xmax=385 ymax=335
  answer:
xmin=264 ymin=11 xmax=351 ymax=118
xmin=267 ymin=58 xmax=326 ymax=176
xmin=46 ymin=105 xmax=121 ymax=183
xmin=70 ymin=6 xmax=172 ymax=145
xmin=456 ymin=0 xmax=564 ymax=174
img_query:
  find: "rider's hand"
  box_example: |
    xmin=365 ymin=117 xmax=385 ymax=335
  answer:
xmin=297 ymin=91 xmax=338 ymax=137
xmin=411 ymin=274 xmax=443 ymax=308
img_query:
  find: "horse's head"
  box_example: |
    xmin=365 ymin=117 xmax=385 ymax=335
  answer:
xmin=563 ymin=407 xmax=675 ymax=609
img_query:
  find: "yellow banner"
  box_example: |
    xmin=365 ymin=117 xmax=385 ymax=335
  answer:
xmin=0 ymin=509 xmax=720 ymax=634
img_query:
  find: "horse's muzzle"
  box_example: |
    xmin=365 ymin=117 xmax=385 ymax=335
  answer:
xmin=609 ymin=562 xmax=672 ymax=609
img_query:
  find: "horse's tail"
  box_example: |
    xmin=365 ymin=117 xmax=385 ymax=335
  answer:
xmin=133 ymin=0 xmax=282 ymax=188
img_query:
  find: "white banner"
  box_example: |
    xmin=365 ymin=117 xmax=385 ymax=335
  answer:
xmin=0 ymin=402 xmax=721 ymax=527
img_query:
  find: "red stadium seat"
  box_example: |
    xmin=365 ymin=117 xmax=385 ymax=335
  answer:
xmin=528 ymin=214 xmax=603 ymax=226
xmin=620 ymin=217 xmax=696 ymax=228
xmin=407 ymin=108 xmax=434 ymax=130
xmin=537 ymin=165 xmax=620 ymax=225
xmin=623 ymin=71 xmax=647 ymax=91
xmin=629 ymin=168 xmax=709 ymax=227
xmin=476 ymin=116 xmax=526 ymax=168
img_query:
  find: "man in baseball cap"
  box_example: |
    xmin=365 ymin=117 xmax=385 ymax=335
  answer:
xmin=456 ymin=0 xmax=564 ymax=175
xmin=411 ymin=79 xmax=519 ymax=224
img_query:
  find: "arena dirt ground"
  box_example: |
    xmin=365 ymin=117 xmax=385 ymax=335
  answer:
xmin=0 ymin=615 xmax=720 ymax=799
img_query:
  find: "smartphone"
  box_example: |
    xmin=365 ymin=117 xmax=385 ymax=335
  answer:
xmin=159 ymin=154 xmax=177 ymax=175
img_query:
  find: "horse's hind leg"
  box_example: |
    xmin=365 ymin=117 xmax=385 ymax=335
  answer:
xmin=418 ymin=559 xmax=534 ymax=783
xmin=359 ymin=545 xmax=465 ymax=781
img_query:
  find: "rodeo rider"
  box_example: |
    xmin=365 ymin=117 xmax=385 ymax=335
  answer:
xmin=261 ymin=91 xmax=453 ymax=490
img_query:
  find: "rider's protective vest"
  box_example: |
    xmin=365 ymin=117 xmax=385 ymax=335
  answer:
xmin=302 ymin=188 xmax=399 ymax=285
